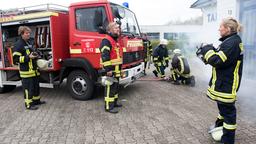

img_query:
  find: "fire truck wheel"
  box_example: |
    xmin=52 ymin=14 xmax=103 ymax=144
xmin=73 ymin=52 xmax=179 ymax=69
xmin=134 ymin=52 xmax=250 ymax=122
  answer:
xmin=67 ymin=70 xmax=94 ymax=100
xmin=0 ymin=85 xmax=16 ymax=93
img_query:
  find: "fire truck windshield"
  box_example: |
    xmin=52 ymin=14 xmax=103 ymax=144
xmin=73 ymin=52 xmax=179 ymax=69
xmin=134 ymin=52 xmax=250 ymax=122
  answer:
xmin=111 ymin=4 xmax=140 ymax=36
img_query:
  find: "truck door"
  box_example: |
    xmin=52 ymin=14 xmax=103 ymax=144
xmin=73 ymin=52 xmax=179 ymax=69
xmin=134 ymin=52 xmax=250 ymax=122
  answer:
xmin=69 ymin=4 xmax=110 ymax=69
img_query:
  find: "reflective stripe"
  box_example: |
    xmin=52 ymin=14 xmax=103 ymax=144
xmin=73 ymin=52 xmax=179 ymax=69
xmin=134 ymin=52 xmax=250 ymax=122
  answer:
xmin=32 ymin=96 xmax=41 ymax=100
xmin=208 ymin=88 xmax=236 ymax=99
xmin=101 ymin=46 xmax=110 ymax=52
xmin=111 ymin=58 xmax=122 ymax=65
xmin=217 ymin=51 xmax=227 ymax=62
xmin=164 ymin=56 xmax=170 ymax=60
xmin=105 ymin=97 xmax=115 ymax=102
xmin=102 ymin=61 xmax=112 ymax=67
xmin=223 ymin=123 xmax=237 ymax=130
xmin=25 ymin=89 xmax=32 ymax=108
xmin=239 ymin=43 xmax=244 ymax=52
xmin=105 ymin=81 xmax=111 ymax=110
xmin=114 ymin=94 xmax=118 ymax=99
xmin=157 ymin=62 xmax=161 ymax=66
xmin=123 ymin=47 xmax=127 ymax=52
xmin=19 ymin=56 xmax=25 ymax=63
xmin=114 ymin=65 xmax=121 ymax=77
xmin=211 ymin=67 xmax=217 ymax=90
xmin=204 ymin=50 xmax=215 ymax=62
xmin=153 ymin=57 xmax=158 ymax=61
xmin=13 ymin=52 xmax=22 ymax=56
xmin=232 ymin=61 xmax=241 ymax=95
xmin=217 ymin=114 xmax=224 ymax=120
xmin=19 ymin=70 xmax=39 ymax=78
xmin=207 ymin=90 xmax=236 ymax=103
xmin=178 ymin=57 xmax=184 ymax=73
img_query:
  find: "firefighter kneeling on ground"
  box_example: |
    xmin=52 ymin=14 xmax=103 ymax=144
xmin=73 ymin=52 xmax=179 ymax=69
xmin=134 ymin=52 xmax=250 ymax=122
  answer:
xmin=100 ymin=22 xmax=122 ymax=114
xmin=152 ymin=39 xmax=170 ymax=78
xmin=13 ymin=26 xmax=45 ymax=110
xmin=169 ymin=49 xmax=195 ymax=86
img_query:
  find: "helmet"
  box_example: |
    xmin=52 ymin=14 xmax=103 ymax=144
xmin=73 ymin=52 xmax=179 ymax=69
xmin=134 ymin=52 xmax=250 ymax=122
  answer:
xmin=37 ymin=59 xmax=49 ymax=70
xmin=209 ymin=126 xmax=223 ymax=142
xmin=160 ymin=39 xmax=168 ymax=45
xmin=173 ymin=49 xmax=181 ymax=54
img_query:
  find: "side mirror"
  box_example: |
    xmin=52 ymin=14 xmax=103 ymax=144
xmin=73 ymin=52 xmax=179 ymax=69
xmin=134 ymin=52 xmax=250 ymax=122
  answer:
xmin=112 ymin=7 xmax=125 ymax=19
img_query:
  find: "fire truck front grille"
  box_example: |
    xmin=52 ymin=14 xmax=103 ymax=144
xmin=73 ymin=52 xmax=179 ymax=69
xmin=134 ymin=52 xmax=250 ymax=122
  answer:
xmin=123 ymin=51 xmax=144 ymax=64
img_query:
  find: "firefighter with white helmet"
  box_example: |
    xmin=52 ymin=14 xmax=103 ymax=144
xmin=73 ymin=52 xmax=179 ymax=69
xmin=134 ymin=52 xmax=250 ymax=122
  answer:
xmin=169 ymin=49 xmax=195 ymax=86
xmin=152 ymin=39 xmax=170 ymax=78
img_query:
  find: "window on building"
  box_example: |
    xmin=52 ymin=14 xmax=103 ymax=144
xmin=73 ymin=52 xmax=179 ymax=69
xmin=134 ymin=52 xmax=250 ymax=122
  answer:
xmin=146 ymin=32 xmax=160 ymax=40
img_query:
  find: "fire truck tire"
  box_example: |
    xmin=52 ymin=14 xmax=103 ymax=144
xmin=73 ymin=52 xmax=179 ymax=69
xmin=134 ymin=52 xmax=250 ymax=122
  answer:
xmin=67 ymin=70 xmax=94 ymax=100
xmin=0 ymin=85 xmax=16 ymax=93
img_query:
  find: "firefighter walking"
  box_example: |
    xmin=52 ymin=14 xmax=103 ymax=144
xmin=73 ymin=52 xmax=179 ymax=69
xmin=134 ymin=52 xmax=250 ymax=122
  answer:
xmin=100 ymin=22 xmax=122 ymax=114
xmin=152 ymin=39 xmax=170 ymax=78
xmin=196 ymin=18 xmax=243 ymax=144
xmin=13 ymin=26 xmax=45 ymax=110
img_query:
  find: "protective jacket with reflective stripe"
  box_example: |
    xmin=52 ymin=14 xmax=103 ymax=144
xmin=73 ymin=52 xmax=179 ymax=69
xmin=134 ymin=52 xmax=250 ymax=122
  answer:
xmin=13 ymin=38 xmax=39 ymax=78
xmin=153 ymin=45 xmax=169 ymax=65
xmin=100 ymin=35 xmax=122 ymax=77
xmin=171 ymin=54 xmax=190 ymax=74
xmin=202 ymin=33 xmax=243 ymax=103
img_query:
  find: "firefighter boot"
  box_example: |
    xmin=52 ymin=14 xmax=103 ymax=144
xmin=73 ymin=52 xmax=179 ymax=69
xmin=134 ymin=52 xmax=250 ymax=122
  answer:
xmin=114 ymin=99 xmax=122 ymax=108
xmin=208 ymin=118 xmax=224 ymax=133
xmin=33 ymin=100 xmax=46 ymax=105
xmin=153 ymin=70 xmax=158 ymax=77
xmin=105 ymin=102 xmax=118 ymax=114
xmin=25 ymin=104 xmax=38 ymax=110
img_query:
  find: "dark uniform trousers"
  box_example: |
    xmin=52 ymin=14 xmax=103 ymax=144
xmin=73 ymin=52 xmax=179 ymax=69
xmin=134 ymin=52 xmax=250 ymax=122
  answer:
xmin=216 ymin=102 xmax=236 ymax=144
xmin=105 ymin=78 xmax=119 ymax=110
xmin=22 ymin=76 xmax=40 ymax=108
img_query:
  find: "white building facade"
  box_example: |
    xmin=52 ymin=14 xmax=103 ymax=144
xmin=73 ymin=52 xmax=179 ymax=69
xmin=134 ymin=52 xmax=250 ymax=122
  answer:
xmin=191 ymin=0 xmax=256 ymax=79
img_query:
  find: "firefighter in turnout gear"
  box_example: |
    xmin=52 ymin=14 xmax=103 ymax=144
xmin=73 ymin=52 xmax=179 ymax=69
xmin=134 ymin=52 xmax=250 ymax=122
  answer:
xmin=13 ymin=26 xmax=45 ymax=110
xmin=142 ymin=33 xmax=153 ymax=75
xmin=100 ymin=22 xmax=122 ymax=114
xmin=170 ymin=49 xmax=195 ymax=86
xmin=196 ymin=18 xmax=243 ymax=144
xmin=152 ymin=39 xmax=170 ymax=78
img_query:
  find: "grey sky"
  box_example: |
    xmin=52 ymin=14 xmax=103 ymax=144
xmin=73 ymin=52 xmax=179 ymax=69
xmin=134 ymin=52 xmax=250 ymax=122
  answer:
xmin=0 ymin=0 xmax=202 ymax=25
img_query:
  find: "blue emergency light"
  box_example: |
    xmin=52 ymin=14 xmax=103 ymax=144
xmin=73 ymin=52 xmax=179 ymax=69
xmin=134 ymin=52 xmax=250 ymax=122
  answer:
xmin=122 ymin=2 xmax=129 ymax=8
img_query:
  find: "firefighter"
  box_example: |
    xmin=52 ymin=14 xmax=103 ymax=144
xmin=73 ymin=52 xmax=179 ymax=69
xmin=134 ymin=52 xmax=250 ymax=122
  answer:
xmin=142 ymin=33 xmax=153 ymax=75
xmin=170 ymin=49 xmax=195 ymax=86
xmin=100 ymin=22 xmax=122 ymax=114
xmin=196 ymin=18 xmax=243 ymax=144
xmin=13 ymin=26 xmax=45 ymax=110
xmin=152 ymin=39 xmax=170 ymax=78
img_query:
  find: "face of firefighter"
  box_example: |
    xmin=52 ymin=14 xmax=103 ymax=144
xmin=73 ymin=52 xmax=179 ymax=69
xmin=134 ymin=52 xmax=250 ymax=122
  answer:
xmin=21 ymin=30 xmax=31 ymax=41
xmin=110 ymin=24 xmax=120 ymax=38
xmin=219 ymin=23 xmax=230 ymax=37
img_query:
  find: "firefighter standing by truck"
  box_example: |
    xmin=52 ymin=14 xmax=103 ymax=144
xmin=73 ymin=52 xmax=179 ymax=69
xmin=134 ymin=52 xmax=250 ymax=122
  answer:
xmin=100 ymin=22 xmax=122 ymax=114
xmin=169 ymin=49 xmax=195 ymax=86
xmin=13 ymin=26 xmax=45 ymax=110
xmin=196 ymin=18 xmax=243 ymax=144
xmin=142 ymin=33 xmax=153 ymax=75
xmin=152 ymin=39 xmax=170 ymax=78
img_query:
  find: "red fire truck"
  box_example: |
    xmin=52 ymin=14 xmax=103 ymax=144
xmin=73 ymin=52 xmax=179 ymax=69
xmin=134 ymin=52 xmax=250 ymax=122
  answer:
xmin=0 ymin=1 xmax=144 ymax=100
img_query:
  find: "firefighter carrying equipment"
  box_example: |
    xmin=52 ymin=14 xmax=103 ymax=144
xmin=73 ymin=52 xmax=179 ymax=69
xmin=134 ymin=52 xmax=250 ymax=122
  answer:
xmin=13 ymin=37 xmax=40 ymax=78
xmin=198 ymin=32 xmax=243 ymax=144
xmin=152 ymin=44 xmax=170 ymax=78
xmin=198 ymin=33 xmax=244 ymax=104
xmin=100 ymin=34 xmax=122 ymax=113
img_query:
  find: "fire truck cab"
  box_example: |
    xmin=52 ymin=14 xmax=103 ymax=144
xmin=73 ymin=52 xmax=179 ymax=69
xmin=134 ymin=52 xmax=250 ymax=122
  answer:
xmin=0 ymin=1 xmax=144 ymax=100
